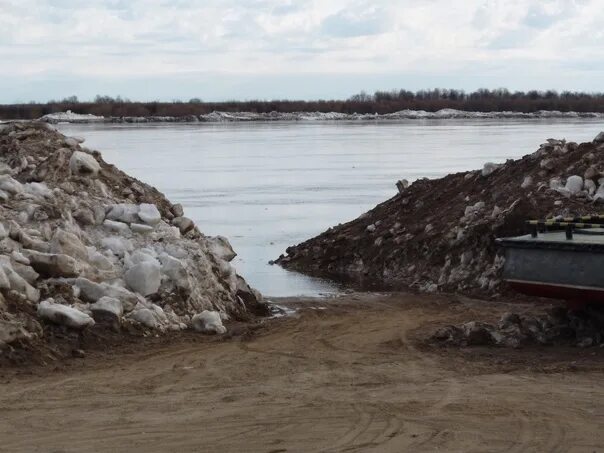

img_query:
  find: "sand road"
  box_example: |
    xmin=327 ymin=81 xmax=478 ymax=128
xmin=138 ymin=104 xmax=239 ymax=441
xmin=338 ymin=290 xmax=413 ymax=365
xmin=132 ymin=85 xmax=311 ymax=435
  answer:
xmin=1 ymin=292 xmax=604 ymax=452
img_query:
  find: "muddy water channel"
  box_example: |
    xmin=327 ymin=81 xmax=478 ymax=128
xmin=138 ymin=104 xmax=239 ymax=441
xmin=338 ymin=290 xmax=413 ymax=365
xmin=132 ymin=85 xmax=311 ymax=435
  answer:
xmin=59 ymin=119 xmax=603 ymax=296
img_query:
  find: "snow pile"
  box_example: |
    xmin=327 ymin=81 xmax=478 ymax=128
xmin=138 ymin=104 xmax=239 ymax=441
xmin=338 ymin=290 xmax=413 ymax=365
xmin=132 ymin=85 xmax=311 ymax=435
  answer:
xmin=38 ymin=109 xmax=604 ymax=124
xmin=0 ymin=122 xmax=266 ymax=356
xmin=276 ymin=133 xmax=604 ymax=297
xmin=195 ymin=109 xmax=604 ymax=122
xmin=40 ymin=110 xmax=104 ymax=123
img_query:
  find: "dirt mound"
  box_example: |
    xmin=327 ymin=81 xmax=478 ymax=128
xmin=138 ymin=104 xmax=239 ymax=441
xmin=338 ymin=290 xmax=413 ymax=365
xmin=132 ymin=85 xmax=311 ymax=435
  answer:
xmin=277 ymin=132 xmax=604 ymax=297
xmin=431 ymin=306 xmax=604 ymax=348
xmin=0 ymin=121 xmax=264 ymax=361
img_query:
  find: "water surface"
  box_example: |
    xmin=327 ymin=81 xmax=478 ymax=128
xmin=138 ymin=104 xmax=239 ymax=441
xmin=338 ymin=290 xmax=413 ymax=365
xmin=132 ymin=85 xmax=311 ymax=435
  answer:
xmin=58 ymin=119 xmax=603 ymax=296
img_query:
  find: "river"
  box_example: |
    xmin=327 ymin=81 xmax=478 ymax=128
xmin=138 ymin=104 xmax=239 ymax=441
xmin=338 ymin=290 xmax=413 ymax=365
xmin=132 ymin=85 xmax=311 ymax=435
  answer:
xmin=58 ymin=119 xmax=603 ymax=296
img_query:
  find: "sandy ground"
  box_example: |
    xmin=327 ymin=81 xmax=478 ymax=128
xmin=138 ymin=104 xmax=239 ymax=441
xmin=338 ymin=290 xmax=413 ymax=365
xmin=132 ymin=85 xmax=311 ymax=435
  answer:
xmin=1 ymin=292 xmax=604 ymax=452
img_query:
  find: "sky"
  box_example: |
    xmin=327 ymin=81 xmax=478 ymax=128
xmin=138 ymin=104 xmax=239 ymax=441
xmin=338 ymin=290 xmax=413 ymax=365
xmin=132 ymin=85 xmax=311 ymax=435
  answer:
xmin=1 ymin=0 xmax=603 ymax=103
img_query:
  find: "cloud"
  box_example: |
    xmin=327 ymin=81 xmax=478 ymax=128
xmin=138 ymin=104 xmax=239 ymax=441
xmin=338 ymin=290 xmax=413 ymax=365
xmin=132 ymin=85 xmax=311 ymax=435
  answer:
xmin=487 ymin=28 xmax=537 ymax=50
xmin=320 ymin=6 xmax=389 ymax=38
xmin=0 ymin=0 xmax=603 ymax=102
xmin=523 ymin=1 xmax=579 ymax=29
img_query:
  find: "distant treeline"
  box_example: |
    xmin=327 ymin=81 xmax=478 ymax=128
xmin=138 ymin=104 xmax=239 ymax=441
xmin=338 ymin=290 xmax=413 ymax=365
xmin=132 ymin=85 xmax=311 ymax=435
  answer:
xmin=4 ymin=89 xmax=604 ymax=119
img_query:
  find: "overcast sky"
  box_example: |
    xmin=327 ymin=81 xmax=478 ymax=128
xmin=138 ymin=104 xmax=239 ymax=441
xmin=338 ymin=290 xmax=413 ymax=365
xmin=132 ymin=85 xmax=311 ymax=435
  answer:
xmin=1 ymin=0 xmax=602 ymax=103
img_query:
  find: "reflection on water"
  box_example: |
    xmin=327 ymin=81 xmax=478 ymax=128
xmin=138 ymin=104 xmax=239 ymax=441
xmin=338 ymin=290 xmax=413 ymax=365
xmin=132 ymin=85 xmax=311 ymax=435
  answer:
xmin=58 ymin=119 xmax=603 ymax=296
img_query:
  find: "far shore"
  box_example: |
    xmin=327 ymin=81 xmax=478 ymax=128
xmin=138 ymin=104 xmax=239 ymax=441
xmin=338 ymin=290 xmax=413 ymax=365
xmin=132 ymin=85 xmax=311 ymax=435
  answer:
xmin=5 ymin=108 xmax=604 ymax=125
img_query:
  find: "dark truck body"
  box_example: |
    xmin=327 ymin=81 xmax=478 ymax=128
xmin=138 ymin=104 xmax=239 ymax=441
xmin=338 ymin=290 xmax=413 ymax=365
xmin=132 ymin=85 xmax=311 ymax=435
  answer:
xmin=497 ymin=228 xmax=604 ymax=303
